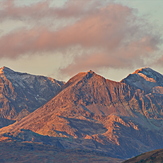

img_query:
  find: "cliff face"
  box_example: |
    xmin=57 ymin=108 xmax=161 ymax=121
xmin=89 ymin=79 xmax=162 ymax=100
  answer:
xmin=122 ymin=67 xmax=163 ymax=119
xmin=1 ymin=67 xmax=163 ymax=159
xmin=0 ymin=67 xmax=64 ymax=126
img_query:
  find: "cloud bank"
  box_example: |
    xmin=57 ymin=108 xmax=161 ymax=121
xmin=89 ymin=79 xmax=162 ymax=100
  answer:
xmin=0 ymin=0 xmax=162 ymax=76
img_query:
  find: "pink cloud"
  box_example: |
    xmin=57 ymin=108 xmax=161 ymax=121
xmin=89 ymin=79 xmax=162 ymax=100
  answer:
xmin=0 ymin=0 xmax=162 ymax=75
xmin=0 ymin=0 xmax=104 ymax=21
xmin=152 ymin=52 xmax=163 ymax=67
xmin=60 ymin=37 xmax=159 ymax=76
xmin=0 ymin=4 xmax=133 ymax=56
xmin=0 ymin=0 xmax=51 ymax=20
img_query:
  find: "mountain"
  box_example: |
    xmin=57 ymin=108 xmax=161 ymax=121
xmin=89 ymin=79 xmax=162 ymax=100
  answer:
xmin=123 ymin=148 xmax=163 ymax=163
xmin=1 ymin=67 xmax=163 ymax=159
xmin=0 ymin=66 xmax=64 ymax=127
xmin=122 ymin=67 xmax=163 ymax=93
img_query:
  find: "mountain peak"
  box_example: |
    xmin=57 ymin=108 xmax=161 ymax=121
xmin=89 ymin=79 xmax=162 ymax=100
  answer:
xmin=132 ymin=67 xmax=156 ymax=74
xmin=85 ymin=70 xmax=96 ymax=78
xmin=87 ymin=70 xmax=95 ymax=74
xmin=63 ymin=70 xmax=99 ymax=89
xmin=0 ymin=66 xmax=15 ymax=74
xmin=132 ymin=67 xmax=151 ymax=74
xmin=121 ymin=67 xmax=163 ymax=91
xmin=131 ymin=67 xmax=163 ymax=83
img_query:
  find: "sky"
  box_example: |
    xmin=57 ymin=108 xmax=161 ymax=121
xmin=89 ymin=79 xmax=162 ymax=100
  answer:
xmin=0 ymin=0 xmax=163 ymax=82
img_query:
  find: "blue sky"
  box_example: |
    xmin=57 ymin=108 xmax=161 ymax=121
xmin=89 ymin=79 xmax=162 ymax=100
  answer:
xmin=0 ymin=0 xmax=163 ymax=81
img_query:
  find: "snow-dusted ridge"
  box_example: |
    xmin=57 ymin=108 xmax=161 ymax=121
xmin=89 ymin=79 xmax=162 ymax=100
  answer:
xmin=121 ymin=67 xmax=163 ymax=91
xmin=0 ymin=66 xmax=64 ymax=124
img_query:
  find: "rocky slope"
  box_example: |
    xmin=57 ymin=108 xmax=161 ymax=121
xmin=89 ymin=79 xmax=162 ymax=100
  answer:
xmin=0 ymin=66 xmax=64 ymax=127
xmin=1 ymin=67 xmax=163 ymax=159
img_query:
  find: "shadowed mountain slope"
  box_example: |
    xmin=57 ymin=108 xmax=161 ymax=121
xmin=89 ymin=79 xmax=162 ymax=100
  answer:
xmin=0 ymin=66 xmax=64 ymax=127
xmin=1 ymin=67 xmax=163 ymax=159
xmin=0 ymin=140 xmax=123 ymax=163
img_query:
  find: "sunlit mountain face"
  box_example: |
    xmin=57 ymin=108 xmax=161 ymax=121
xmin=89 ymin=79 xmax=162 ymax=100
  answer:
xmin=0 ymin=67 xmax=163 ymax=161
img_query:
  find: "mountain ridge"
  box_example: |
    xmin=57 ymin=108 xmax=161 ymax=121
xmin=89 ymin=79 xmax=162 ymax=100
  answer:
xmin=122 ymin=67 xmax=163 ymax=93
xmin=0 ymin=66 xmax=64 ymax=127
xmin=0 ymin=67 xmax=163 ymax=160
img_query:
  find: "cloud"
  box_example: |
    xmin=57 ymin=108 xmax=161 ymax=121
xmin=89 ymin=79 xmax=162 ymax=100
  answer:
xmin=152 ymin=52 xmax=163 ymax=67
xmin=60 ymin=38 xmax=160 ymax=76
xmin=0 ymin=0 xmax=162 ymax=76
xmin=0 ymin=0 xmax=59 ymax=21
xmin=0 ymin=0 xmax=104 ymax=21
